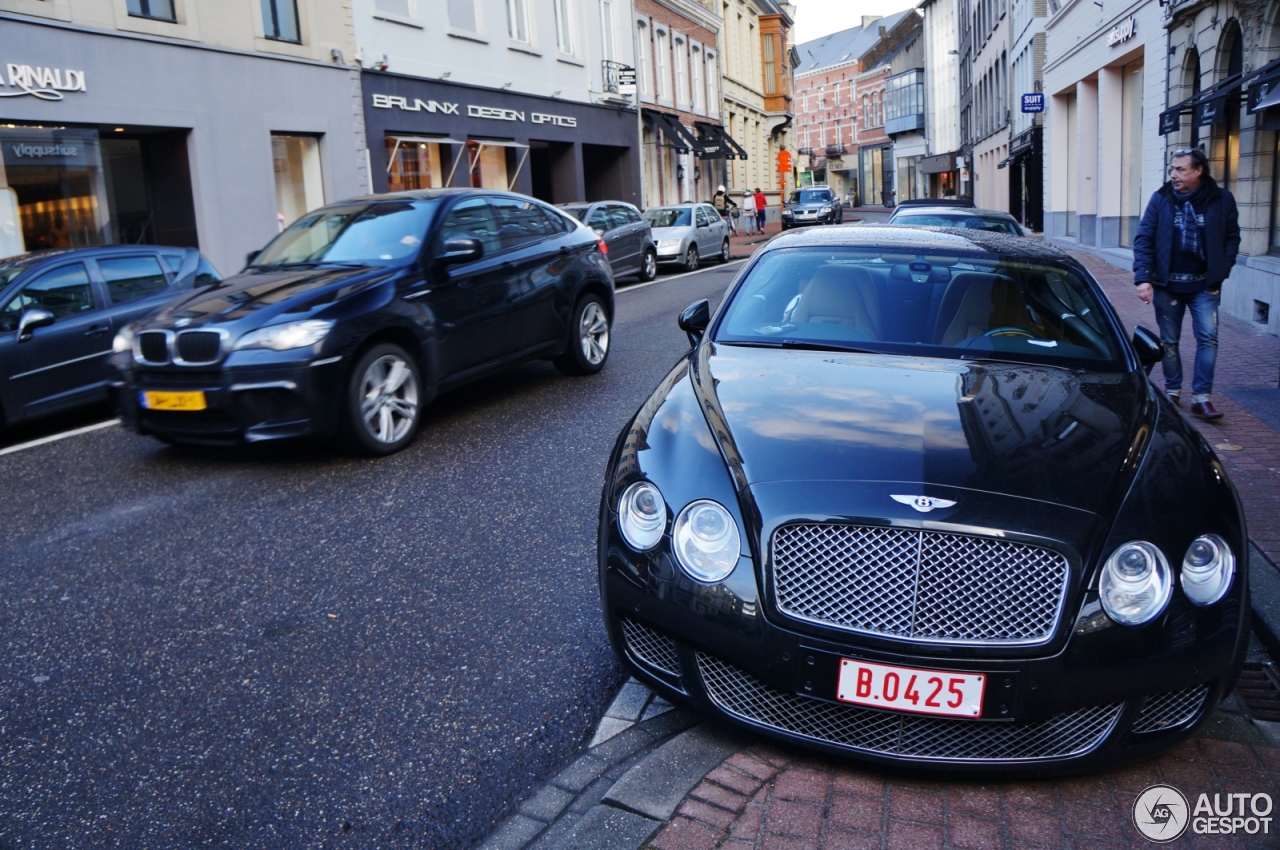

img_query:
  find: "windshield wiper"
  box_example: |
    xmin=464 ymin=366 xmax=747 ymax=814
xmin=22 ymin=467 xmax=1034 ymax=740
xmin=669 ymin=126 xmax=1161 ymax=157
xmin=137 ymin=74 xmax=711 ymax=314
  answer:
xmin=254 ymin=260 xmax=368 ymax=270
xmin=723 ymin=339 xmax=878 ymax=354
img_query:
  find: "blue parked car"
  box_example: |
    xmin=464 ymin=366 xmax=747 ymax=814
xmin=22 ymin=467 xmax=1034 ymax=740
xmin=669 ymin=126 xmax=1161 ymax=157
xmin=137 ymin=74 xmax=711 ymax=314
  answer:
xmin=0 ymin=246 xmax=220 ymax=428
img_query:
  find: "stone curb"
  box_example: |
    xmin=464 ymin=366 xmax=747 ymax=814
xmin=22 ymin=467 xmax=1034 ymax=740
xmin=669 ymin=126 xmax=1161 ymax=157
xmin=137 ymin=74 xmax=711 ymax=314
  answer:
xmin=1250 ymin=541 xmax=1280 ymax=661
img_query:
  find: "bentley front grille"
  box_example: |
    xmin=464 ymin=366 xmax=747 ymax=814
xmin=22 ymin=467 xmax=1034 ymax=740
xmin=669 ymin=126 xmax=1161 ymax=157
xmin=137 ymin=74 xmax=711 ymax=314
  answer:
xmin=622 ymin=618 xmax=682 ymax=678
xmin=1132 ymin=685 xmax=1209 ymax=733
xmin=771 ymin=524 xmax=1070 ymax=645
xmin=698 ymin=652 xmax=1121 ymax=761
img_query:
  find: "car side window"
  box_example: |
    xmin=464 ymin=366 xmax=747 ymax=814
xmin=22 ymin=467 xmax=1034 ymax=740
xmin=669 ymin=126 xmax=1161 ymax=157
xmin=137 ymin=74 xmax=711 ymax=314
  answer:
xmin=606 ymin=207 xmax=632 ymax=231
xmin=695 ymin=207 xmax=709 ymax=227
xmin=626 ymin=207 xmax=645 ymax=225
xmin=491 ymin=196 xmax=559 ymax=251
xmin=438 ymin=198 xmax=502 ymax=256
xmin=586 ymin=207 xmax=610 ymax=232
xmin=161 ymin=252 xmax=185 ymax=273
xmin=0 ymin=263 xmax=95 ymax=332
xmin=99 ymin=256 xmax=170 ymax=305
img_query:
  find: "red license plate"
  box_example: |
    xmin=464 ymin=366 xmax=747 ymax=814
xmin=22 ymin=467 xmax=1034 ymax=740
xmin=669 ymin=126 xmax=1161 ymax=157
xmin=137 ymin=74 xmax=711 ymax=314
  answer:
xmin=837 ymin=658 xmax=985 ymax=718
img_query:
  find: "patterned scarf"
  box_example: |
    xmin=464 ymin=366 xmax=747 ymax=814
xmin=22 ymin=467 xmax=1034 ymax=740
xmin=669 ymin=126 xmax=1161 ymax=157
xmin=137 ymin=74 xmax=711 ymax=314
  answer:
xmin=1174 ymin=188 xmax=1204 ymax=260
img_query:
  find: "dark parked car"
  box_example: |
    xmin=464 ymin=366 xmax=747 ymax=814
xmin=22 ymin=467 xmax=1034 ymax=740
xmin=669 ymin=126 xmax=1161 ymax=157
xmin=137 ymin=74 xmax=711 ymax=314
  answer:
xmin=598 ymin=226 xmax=1248 ymax=775
xmin=113 ymin=189 xmax=614 ymax=455
xmin=559 ymin=201 xmax=657 ymax=282
xmin=0 ymin=246 xmax=220 ymax=428
xmin=888 ymin=205 xmax=1028 ymax=236
xmin=781 ymin=186 xmax=844 ymax=229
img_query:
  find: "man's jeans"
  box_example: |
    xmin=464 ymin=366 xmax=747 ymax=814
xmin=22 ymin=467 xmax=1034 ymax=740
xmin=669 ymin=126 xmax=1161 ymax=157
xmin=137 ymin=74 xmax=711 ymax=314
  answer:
xmin=1153 ymin=287 xmax=1219 ymax=402
xmin=743 ymin=212 xmax=755 ymax=235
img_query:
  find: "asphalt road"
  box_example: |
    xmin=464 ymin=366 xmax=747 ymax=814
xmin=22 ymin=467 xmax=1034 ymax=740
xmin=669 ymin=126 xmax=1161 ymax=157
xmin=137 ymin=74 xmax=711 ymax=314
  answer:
xmin=0 ymin=262 xmax=742 ymax=849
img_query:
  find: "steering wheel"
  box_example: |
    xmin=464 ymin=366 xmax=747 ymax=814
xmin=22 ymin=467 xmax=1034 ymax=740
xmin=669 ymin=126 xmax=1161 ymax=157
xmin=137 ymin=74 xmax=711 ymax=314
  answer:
xmin=982 ymin=326 xmax=1037 ymax=338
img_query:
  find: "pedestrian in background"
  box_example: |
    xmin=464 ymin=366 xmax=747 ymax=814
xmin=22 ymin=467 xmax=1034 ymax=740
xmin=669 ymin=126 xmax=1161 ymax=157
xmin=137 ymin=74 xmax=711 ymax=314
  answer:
xmin=1134 ymin=147 xmax=1240 ymax=420
xmin=753 ymin=187 xmax=767 ymax=232
xmin=712 ymin=184 xmax=738 ymax=235
xmin=741 ymin=189 xmax=757 ymax=236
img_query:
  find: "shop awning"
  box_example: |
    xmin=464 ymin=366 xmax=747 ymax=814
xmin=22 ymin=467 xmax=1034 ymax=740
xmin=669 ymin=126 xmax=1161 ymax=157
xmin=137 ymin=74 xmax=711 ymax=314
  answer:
xmin=920 ymin=152 xmax=958 ymax=174
xmin=1247 ymin=58 xmax=1280 ymax=112
xmin=1158 ymin=97 xmax=1193 ymax=136
xmin=386 ymin=135 xmax=467 ymax=173
xmin=644 ymin=109 xmax=705 ymax=155
xmin=1157 ymin=57 xmax=1280 ymax=134
xmin=693 ymin=122 xmax=749 ymax=160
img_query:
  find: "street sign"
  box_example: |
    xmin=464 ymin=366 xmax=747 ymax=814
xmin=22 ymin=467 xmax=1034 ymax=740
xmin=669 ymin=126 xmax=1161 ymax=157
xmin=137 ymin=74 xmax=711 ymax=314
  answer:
xmin=777 ymin=149 xmax=792 ymax=172
xmin=617 ymin=67 xmax=636 ymax=96
xmin=1021 ymin=93 xmax=1045 ymax=113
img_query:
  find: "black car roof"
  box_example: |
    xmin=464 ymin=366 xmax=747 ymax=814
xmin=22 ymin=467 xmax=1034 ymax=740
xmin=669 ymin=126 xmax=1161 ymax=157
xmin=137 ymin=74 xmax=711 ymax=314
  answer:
xmin=892 ymin=206 xmax=1017 ymax=220
xmin=764 ymin=224 xmax=1073 ymax=263
xmin=0 ymin=244 xmax=191 ymax=268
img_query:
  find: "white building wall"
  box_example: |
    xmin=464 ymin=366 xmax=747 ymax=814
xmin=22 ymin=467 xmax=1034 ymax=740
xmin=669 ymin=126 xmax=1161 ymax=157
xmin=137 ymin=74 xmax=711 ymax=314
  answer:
xmin=351 ymin=0 xmax=633 ymax=104
xmin=923 ymin=0 xmax=960 ymax=155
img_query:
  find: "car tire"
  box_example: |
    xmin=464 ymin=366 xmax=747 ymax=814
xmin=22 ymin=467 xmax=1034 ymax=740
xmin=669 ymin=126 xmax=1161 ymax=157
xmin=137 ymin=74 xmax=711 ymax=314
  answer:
xmin=553 ymin=294 xmax=611 ymax=376
xmin=683 ymin=245 xmax=699 ymax=273
xmin=639 ymin=249 xmax=658 ymax=281
xmin=718 ymin=238 xmax=731 ymax=264
xmin=340 ymin=342 xmax=422 ymax=456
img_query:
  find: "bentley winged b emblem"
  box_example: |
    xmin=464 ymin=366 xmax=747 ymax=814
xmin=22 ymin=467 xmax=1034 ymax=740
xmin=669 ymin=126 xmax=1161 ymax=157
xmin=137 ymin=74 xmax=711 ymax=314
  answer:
xmin=891 ymin=495 xmax=958 ymax=513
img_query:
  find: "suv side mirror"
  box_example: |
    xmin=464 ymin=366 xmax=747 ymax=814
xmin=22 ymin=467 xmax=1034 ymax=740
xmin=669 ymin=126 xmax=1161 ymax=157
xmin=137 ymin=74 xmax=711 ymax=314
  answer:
xmin=678 ymin=299 xmax=711 ymax=346
xmin=439 ymin=237 xmax=484 ymax=264
xmin=1132 ymin=326 xmax=1164 ymax=374
xmin=17 ymin=308 xmax=55 ymax=342
xmin=244 ymin=250 xmax=260 ymax=268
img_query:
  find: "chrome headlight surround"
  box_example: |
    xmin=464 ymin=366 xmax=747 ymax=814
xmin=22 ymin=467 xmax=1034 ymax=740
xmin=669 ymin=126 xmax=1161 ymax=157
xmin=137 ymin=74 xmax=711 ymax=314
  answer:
xmin=1099 ymin=541 xmax=1173 ymax=626
xmin=232 ymin=319 xmax=334 ymax=352
xmin=618 ymin=481 xmax=667 ymax=552
xmin=656 ymin=238 xmax=682 ymax=251
xmin=1181 ymin=534 xmax=1235 ymax=606
xmin=112 ymin=325 xmax=135 ymax=354
xmin=672 ymin=500 xmax=741 ymax=583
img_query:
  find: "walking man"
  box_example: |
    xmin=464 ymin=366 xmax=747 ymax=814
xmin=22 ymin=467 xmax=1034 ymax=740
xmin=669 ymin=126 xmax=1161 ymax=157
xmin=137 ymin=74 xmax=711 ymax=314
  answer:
xmin=753 ymin=187 xmax=767 ymax=233
xmin=1134 ymin=147 xmax=1239 ymax=420
xmin=741 ymin=189 xmax=757 ymax=236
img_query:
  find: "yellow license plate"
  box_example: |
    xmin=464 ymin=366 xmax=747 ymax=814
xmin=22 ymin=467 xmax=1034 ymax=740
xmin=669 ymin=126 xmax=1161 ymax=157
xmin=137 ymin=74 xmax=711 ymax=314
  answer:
xmin=140 ymin=391 xmax=207 ymax=411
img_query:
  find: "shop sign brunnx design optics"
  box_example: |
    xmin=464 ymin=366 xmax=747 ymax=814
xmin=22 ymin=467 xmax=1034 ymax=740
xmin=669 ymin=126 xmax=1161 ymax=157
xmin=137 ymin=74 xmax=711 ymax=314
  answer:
xmin=370 ymin=93 xmax=577 ymax=127
xmin=0 ymin=63 xmax=88 ymax=101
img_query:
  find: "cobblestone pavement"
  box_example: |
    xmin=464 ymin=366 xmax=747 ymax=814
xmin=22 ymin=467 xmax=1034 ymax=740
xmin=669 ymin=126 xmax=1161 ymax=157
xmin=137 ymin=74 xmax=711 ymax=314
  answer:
xmin=647 ymin=734 xmax=1279 ymax=850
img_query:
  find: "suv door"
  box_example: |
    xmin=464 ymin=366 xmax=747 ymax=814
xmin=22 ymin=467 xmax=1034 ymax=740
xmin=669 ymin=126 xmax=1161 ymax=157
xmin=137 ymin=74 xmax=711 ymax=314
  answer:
xmin=426 ymin=196 xmax=518 ymax=376
xmin=489 ymin=195 xmax=572 ymax=350
xmin=0 ymin=261 xmax=112 ymax=418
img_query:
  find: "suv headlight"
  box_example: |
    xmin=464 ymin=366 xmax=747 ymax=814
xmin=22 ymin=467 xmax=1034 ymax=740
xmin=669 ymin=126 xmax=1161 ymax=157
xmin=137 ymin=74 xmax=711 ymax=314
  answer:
xmin=1181 ymin=534 xmax=1234 ymax=606
xmin=618 ymin=481 xmax=667 ymax=551
xmin=1099 ymin=541 xmax=1172 ymax=625
xmin=782 ymin=208 xmax=793 ymax=217
xmin=672 ymin=500 xmax=741 ymax=583
xmin=112 ymin=326 xmax=134 ymax=354
xmin=820 ymin=205 xmax=833 ymax=215
xmin=232 ymin=320 xmax=334 ymax=352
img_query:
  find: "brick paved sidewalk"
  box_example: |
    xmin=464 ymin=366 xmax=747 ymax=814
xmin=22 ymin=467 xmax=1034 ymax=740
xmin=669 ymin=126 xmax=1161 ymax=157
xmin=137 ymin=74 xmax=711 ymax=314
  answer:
xmin=648 ymin=734 xmax=1279 ymax=850
xmin=1070 ymin=251 xmax=1280 ymax=564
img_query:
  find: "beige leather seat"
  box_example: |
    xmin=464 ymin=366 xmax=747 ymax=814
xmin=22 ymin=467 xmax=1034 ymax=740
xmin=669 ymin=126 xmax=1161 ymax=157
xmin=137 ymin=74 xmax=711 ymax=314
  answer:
xmin=792 ymin=266 xmax=880 ymax=338
xmin=934 ymin=273 xmax=1032 ymax=346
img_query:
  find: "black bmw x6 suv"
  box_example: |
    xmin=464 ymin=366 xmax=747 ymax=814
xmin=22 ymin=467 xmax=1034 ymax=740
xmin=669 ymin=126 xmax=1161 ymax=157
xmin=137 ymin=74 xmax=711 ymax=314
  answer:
xmin=113 ymin=189 xmax=615 ymax=455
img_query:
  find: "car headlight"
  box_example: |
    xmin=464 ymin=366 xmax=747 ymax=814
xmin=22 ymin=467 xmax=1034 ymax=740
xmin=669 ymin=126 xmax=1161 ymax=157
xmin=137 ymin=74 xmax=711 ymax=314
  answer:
xmin=672 ymin=500 xmax=741 ymax=583
xmin=782 ymin=208 xmax=793 ymax=217
xmin=618 ymin=481 xmax=667 ymax=551
xmin=232 ymin=320 xmax=334 ymax=352
xmin=820 ymin=205 xmax=833 ymax=215
xmin=657 ymin=239 xmax=682 ymax=251
xmin=112 ymin=326 xmax=134 ymax=354
xmin=1181 ymin=534 xmax=1234 ymax=606
xmin=1099 ymin=541 xmax=1172 ymax=625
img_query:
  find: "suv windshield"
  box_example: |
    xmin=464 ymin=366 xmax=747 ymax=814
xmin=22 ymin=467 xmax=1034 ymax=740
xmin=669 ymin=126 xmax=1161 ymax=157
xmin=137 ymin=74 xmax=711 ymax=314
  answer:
xmin=895 ymin=213 xmax=1022 ymax=236
xmin=645 ymin=208 xmax=691 ymax=228
xmin=790 ymin=190 xmax=832 ymax=204
xmin=715 ymin=246 xmax=1121 ymax=367
xmin=253 ymin=200 xmax=440 ymax=267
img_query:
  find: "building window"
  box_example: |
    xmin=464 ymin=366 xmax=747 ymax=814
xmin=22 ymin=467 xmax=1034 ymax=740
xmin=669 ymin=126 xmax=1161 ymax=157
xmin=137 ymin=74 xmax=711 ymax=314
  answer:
xmin=127 ymin=0 xmax=176 ymax=22
xmin=554 ymin=0 xmax=574 ymax=53
xmin=507 ymin=0 xmax=530 ymax=42
xmin=763 ymin=33 xmax=776 ymax=95
xmin=691 ymin=45 xmax=704 ymax=113
xmin=376 ymin=0 xmax=412 ymax=14
xmin=655 ymin=28 xmax=670 ymax=102
xmin=448 ymin=0 xmax=477 ymax=30
xmin=271 ymin=135 xmax=324 ymax=231
xmin=261 ymin=0 xmax=300 ymax=42
xmin=601 ymin=0 xmax=615 ymax=60
xmin=862 ymin=94 xmax=869 ymax=128
xmin=706 ymin=51 xmax=719 ymax=117
xmin=637 ymin=21 xmax=652 ymax=101
xmin=675 ymin=36 xmax=688 ymax=107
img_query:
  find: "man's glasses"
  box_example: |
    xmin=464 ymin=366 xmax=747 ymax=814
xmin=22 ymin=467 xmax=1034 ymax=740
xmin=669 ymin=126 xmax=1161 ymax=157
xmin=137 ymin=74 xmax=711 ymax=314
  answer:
xmin=1171 ymin=148 xmax=1200 ymax=156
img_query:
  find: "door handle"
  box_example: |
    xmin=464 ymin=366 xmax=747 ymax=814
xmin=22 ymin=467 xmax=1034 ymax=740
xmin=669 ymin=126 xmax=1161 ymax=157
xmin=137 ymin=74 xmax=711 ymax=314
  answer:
xmin=85 ymin=324 xmax=110 ymax=336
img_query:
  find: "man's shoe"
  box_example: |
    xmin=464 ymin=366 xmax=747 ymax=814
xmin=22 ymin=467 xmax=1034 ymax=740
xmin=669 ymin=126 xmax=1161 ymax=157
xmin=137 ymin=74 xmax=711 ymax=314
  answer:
xmin=1166 ymin=391 xmax=1181 ymax=407
xmin=1191 ymin=401 xmax=1224 ymax=420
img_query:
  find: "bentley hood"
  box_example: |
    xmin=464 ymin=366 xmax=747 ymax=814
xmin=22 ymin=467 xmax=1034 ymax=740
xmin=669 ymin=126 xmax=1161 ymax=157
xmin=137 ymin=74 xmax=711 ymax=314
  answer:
xmin=690 ymin=344 xmax=1153 ymax=516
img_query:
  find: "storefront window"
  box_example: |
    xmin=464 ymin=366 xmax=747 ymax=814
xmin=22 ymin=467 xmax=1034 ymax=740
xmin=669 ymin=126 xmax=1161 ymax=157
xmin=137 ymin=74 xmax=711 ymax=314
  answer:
xmin=261 ymin=0 xmax=301 ymax=43
xmin=861 ymin=147 xmax=884 ymax=207
xmin=1270 ymin=135 xmax=1280 ymax=254
xmin=386 ymin=137 xmax=445 ymax=191
xmin=0 ymin=127 xmax=106 ymax=254
xmin=469 ymin=142 xmax=511 ymax=189
xmin=896 ymin=156 xmax=924 ymax=201
xmin=127 ymin=0 xmax=176 ymax=21
xmin=1119 ymin=60 xmax=1144 ymax=248
xmin=271 ymin=134 xmax=324 ymax=231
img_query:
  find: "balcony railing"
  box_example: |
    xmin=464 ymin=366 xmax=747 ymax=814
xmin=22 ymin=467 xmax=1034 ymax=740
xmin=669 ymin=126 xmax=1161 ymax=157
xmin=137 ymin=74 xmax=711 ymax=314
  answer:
xmin=826 ymin=144 xmax=847 ymax=156
xmin=601 ymin=60 xmax=629 ymax=96
xmin=797 ymin=147 xmax=814 ymax=156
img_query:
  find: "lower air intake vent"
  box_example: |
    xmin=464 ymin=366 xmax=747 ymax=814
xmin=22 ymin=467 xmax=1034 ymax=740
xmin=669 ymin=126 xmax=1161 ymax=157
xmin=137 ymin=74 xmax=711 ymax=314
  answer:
xmin=622 ymin=618 xmax=681 ymax=678
xmin=1132 ymin=686 xmax=1209 ymax=733
xmin=697 ymin=653 xmax=1121 ymax=761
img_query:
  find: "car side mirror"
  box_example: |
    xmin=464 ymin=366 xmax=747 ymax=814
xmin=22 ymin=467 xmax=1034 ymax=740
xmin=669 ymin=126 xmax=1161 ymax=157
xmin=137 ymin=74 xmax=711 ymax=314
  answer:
xmin=697 ymin=220 xmax=709 ymax=228
xmin=678 ymin=299 xmax=711 ymax=346
xmin=439 ymin=237 xmax=484 ymax=264
xmin=244 ymin=250 xmax=260 ymax=268
xmin=1132 ymin=326 xmax=1164 ymax=374
xmin=17 ymin=308 xmax=55 ymax=342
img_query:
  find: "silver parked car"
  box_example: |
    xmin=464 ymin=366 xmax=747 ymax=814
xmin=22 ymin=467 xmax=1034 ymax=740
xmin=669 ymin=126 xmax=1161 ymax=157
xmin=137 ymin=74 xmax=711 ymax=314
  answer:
xmin=644 ymin=203 xmax=732 ymax=272
xmin=558 ymin=201 xmax=658 ymax=282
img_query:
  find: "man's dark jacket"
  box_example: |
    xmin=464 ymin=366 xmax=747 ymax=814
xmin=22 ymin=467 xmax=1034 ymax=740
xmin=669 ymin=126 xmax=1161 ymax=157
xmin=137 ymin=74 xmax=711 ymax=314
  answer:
xmin=1132 ymin=176 xmax=1240 ymax=288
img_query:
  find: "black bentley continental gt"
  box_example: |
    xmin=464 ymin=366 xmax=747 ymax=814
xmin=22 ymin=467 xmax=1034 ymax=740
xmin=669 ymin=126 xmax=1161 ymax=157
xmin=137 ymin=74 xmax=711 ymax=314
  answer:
xmin=598 ymin=226 xmax=1248 ymax=775
xmin=112 ymin=190 xmax=614 ymax=454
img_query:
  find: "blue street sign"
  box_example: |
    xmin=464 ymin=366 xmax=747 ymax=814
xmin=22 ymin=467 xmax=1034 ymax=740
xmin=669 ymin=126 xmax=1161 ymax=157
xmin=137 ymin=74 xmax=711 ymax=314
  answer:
xmin=1021 ymin=93 xmax=1045 ymax=113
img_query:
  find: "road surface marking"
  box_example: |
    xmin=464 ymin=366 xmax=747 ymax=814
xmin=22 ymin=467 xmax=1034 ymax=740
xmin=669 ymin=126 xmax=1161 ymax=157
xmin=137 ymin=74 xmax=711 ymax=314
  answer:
xmin=618 ymin=260 xmax=744 ymax=294
xmin=0 ymin=419 xmax=120 ymax=457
